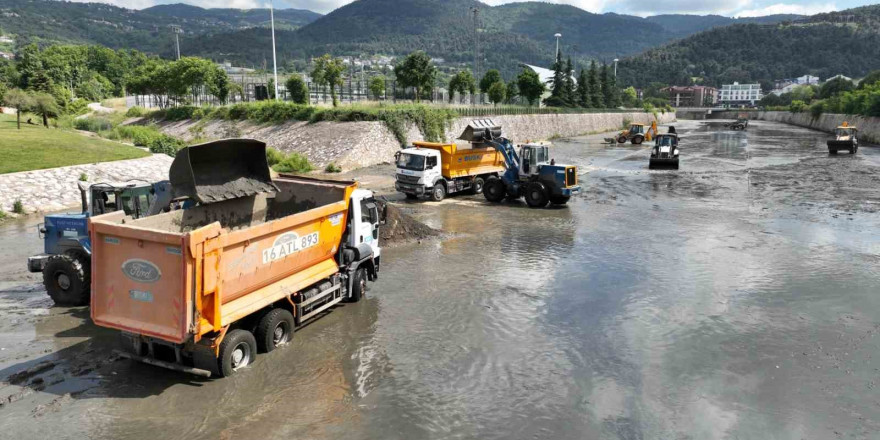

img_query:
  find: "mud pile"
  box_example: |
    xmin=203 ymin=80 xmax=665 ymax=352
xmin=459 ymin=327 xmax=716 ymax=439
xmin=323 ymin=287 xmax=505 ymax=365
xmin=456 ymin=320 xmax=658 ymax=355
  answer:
xmin=380 ymin=204 xmax=439 ymax=245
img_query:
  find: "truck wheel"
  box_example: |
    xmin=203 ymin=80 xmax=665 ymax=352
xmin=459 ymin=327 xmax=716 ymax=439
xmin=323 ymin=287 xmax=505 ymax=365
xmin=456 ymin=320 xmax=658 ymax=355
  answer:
xmin=483 ymin=178 xmax=506 ymax=203
xmin=217 ymin=329 xmax=257 ymax=377
xmin=405 ymin=193 xmax=419 ymax=200
xmin=525 ymin=182 xmax=549 ymax=208
xmin=632 ymin=136 xmax=644 ymax=145
xmin=42 ymin=254 xmax=89 ymax=306
xmin=829 ymin=149 xmax=838 ymax=155
xmin=348 ymin=268 xmax=367 ymax=303
xmin=430 ymin=183 xmax=446 ymax=202
xmin=550 ymin=196 xmax=571 ymax=205
xmin=471 ymin=176 xmax=486 ymax=195
xmin=255 ymin=308 xmax=295 ymax=353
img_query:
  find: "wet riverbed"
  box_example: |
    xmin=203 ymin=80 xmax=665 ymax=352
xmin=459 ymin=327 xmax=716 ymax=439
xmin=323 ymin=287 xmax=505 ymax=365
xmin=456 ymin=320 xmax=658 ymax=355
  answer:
xmin=1 ymin=120 xmax=879 ymax=439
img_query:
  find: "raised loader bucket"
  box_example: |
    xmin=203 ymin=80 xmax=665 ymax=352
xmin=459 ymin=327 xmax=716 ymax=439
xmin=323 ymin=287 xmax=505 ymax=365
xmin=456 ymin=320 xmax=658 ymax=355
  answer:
xmin=170 ymin=138 xmax=278 ymax=204
xmin=459 ymin=119 xmax=502 ymax=143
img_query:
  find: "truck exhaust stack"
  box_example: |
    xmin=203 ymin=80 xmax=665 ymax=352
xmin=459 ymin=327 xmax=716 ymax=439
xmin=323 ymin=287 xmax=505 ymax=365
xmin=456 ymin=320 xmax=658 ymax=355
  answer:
xmin=169 ymin=139 xmax=278 ymax=204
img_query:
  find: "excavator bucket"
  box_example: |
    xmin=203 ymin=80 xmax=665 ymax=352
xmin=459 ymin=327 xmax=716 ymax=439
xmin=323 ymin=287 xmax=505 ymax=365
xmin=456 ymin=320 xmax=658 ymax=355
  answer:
xmin=169 ymin=139 xmax=278 ymax=204
xmin=459 ymin=119 xmax=502 ymax=144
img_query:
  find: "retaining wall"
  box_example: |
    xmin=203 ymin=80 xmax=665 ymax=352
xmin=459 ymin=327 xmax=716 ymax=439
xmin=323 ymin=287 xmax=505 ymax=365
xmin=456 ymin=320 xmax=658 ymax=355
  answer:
xmin=159 ymin=111 xmax=676 ymax=171
xmin=756 ymin=111 xmax=880 ymax=143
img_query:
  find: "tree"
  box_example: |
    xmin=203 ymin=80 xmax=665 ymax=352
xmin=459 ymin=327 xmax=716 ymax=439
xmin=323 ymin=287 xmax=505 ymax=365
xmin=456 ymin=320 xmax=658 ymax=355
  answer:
xmin=622 ymin=86 xmax=638 ymax=107
xmin=587 ymin=61 xmax=602 ymax=108
xmin=790 ymin=85 xmax=815 ymax=103
xmin=2 ymin=88 xmax=34 ymax=129
xmin=311 ymin=54 xmax=346 ymax=107
xmin=547 ymin=50 xmax=567 ymax=107
xmin=448 ymin=70 xmax=475 ymax=103
xmin=820 ymin=77 xmax=854 ymax=99
xmin=604 ymin=64 xmax=620 ymax=108
xmin=268 ymin=78 xmax=276 ymax=99
xmin=487 ymin=81 xmax=506 ymax=107
xmin=368 ymin=75 xmax=385 ymax=100
xmin=286 ymin=75 xmax=309 ymax=104
xmin=31 ymin=92 xmax=59 ymax=128
xmin=505 ymin=80 xmax=518 ymax=104
xmin=599 ymin=63 xmax=612 ymax=108
xmin=858 ymin=70 xmax=880 ymax=89
xmin=576 ymin=69 xmax=590 ymax=108
xmin=394 ymin=51 xmax=436 ymax=103
xmin=479 ymin=69 xmax=502 ymax=94
xmin=561 ymin=58 xmax=575 ymax=107
xmin=517 ymin=68 xmax=545 ymax=106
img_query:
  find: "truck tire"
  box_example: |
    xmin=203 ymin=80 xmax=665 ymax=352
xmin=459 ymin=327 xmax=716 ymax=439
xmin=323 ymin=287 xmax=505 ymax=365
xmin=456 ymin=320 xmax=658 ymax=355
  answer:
xmin=348 ymin=268 xmax=367 ymax=303
xmin=42 ymin=254 xmax=89 ymax=306
xmin=430 ymin=183 xmax=446 ymax=202
xmin=525 ymin=182 xmax=549 ymax=208
xmin=216 ymin=329 xmax=257 ymax=377
xmin=632 ymin=136 xmax=644 ymax=145
xmin=255 ymin=308 xmax=295 ymax=353
xmin=550 ymin=196 xmax=571 ymax=205
xmin=405 ymin=193 xmax=419 ymax=200
xmin=483 ymin=178 xmax=506 ymax=203
xmin=471 ymin=176 xmax=485 ymax=195
xmin=829 ymin=149 xmax=838 ymax=155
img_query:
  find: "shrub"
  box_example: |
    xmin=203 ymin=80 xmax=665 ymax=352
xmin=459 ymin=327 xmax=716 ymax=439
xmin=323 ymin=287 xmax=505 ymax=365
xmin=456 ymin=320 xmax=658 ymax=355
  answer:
xmin=13 ymin=199 xmax=24 ymax=214
xmin=621 ymin=117 xmax=632 ymax=129
xmin=79 ymin=173 xmax=88 ymax=182
xmin=74 ymin=116 xmax=114 ymax=133
xmin=273 ymin=152 xmax=314 ymax=173
xmin=266 ymin=147 xmax=285 ymax=167
xmin=789 ymin=100 xmax=807 ymax=113
xmin=324 ymin=163 xmax=342 ymax=173
xmin=148 ymin=135 xmax=187 ymax=157
xmin=125 ymin=106 xmax=146 ymax=117
xmin=0 ymin=209 xmax=6 ymax=220
xmin=810 ymin=100 xmax=825 ymax=119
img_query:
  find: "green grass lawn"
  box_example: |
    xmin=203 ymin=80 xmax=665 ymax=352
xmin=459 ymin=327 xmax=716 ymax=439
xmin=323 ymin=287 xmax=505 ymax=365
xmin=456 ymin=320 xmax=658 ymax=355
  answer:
xmin=0 ymin=114 xmax=150 ymax=174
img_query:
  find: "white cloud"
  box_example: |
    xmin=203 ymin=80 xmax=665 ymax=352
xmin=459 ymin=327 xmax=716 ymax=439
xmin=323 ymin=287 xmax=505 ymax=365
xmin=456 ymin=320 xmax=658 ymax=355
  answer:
xmin=736 ymin=2 xmax=837 ymax=16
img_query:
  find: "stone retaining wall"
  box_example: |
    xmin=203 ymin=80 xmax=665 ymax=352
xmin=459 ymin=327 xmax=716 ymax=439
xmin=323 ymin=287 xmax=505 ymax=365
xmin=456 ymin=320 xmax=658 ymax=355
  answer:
xmin=0 ymin=154 xmax=173 ymax=213
xmin=159 ymin=111 xmax=676 ymax=171
xmin=755 ymin=111 xmax=880 ymax=143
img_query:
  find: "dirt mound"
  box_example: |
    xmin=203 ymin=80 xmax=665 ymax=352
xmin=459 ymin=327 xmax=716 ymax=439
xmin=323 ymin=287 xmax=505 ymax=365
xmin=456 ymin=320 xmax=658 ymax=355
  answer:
xmin=380 ymin=204 xmax=439 ymax=245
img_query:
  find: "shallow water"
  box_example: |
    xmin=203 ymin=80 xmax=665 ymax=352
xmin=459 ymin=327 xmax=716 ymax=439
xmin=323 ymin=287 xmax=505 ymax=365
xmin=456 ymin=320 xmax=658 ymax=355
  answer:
xmin=1 ymin=120 xmax=879 ymax=439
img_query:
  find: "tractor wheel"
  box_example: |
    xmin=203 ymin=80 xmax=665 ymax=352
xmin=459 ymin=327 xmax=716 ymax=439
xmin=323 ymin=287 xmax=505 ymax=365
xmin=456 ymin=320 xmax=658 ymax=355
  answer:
xmin=632 ymin=136 xmax=644 ymax=145
xmin=550 ymin=196 xmax=571 ymax=205
xmin=525 ymin=182 xmax=549 ymax=208
xmin=850 ymin=147 xmax=856 ymax=154
xmin=430 ymin=183 xmax=446 ymax=202
xmin=617 ymin=136 xmax=627 ymax=144
xmin=43 ymin=254 xmax=89 ymax=306
xmin=471 ymin=176 xmax=486 ymax=195
xmin=483 ymin=178 xmax=506 ymax=203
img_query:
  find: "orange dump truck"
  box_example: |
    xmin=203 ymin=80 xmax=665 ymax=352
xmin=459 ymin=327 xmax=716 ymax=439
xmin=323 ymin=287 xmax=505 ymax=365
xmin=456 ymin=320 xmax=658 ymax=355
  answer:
xmin=89 ymin=140 xmax=384 ymax=377
xmin=395 ymin=124 xmax=506 ymax=201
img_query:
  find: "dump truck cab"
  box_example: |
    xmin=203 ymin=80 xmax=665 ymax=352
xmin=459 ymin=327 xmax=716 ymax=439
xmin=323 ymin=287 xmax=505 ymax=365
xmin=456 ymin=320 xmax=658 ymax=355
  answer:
xmin=828 ymin=122 xmax=859 ymax=155
xmin=395 ymin=147 xmax=438 ymax=198
xmin=28 ymin=180 xmax=176 ymax=306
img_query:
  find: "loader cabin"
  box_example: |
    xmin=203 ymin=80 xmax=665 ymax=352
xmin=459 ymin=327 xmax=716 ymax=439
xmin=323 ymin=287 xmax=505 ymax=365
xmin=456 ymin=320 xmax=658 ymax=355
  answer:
xmin=835 ymin=123 xmax=857 ymax=140
xmin=627 ymin=123 xmax=646 ymax=135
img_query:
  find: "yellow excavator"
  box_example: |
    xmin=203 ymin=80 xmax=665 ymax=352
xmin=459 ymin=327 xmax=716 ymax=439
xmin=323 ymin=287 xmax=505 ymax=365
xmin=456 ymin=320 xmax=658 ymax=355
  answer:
xmin=616 ymin=120 xmax=657 ymax=145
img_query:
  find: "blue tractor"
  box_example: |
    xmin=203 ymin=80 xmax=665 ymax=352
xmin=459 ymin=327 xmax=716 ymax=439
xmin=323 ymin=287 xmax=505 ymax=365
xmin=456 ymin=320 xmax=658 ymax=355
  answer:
xmin=459 ymin=120 xmax=581 ymax=208
xmin=28 ymin=181 xmax=175 ymax=306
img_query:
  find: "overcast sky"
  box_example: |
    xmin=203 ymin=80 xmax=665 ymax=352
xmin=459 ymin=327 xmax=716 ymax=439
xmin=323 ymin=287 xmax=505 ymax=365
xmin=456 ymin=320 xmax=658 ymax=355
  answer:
xmin=70 ymin=0 xmax=874 ymax=17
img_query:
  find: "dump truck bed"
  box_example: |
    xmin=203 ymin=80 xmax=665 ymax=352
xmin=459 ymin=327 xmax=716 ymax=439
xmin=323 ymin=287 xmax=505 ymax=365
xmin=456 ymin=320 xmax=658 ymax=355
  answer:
xmin=412 ymin=141 xmax=505 ymax=179
xmin=90 ymin=176 xmax=357 ymax=344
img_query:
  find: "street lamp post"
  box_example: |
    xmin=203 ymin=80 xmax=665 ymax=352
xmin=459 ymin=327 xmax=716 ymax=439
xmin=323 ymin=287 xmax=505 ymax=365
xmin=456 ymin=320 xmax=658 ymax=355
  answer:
xmin=554 ymin=33 xmax=562 ymax=61
xmin=613 ymin=58 xmax=619 ymax=77
xmin=270 ymin=0 xmax=279 ymax=101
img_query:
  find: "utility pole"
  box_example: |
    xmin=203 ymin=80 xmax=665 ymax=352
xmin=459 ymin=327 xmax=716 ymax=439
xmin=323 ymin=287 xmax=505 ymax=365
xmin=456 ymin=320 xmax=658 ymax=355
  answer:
xmin=554 ymin=33 xmax=562 ymax=62
xmin=613 ymin=58 xmax=619 ymax=77
xmin=270 ymin=0 xmax=279 ymax=101
xmin=171 ymin=25 xmax=182 ymax=60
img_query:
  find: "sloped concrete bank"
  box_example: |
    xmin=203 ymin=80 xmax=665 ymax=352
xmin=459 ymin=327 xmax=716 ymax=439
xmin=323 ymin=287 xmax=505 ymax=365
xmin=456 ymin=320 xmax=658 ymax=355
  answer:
xmin=755 ymin=111 xmax=880 ymax=143
xmin=158 ymin=111 xmax=676 ymax=171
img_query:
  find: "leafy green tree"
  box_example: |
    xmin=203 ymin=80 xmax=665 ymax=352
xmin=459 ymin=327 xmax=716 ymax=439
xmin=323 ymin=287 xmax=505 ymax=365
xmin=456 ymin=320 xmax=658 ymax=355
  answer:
xmin=587 ymin=61 xmax=602 ymax=108
xmin=2 ymin=88 xmax=34 ymax=129
xmin=368 ymin=75 xmax=385 ymax=100
xmin=790 ymin=85 xmax=815 ymax=103
xmin=311 ymin=54 xmax=346 ymax=107
xmin=479 ymin=69 xmax=502 ymax=94
xmin=517 ymin=68 xmax=545 ymax=106
xmin=286 ymin=75 xmax=309 ymax=104
xmin=31 ymin=92 xmax=59 ymax=127
xmin=448 ymin=70 xmax=475 ymax=103
xmin=858 ymin=70 xmax=880 ymax=89
xmin=505 ymin=80 xmax=518 ymax=104
xmin=622 ymin=86 xmax=638 ymax=107
xmin=576 ymin=69 xmax=590 ymax=108
xmin=487 ymin=81 xmax=506 ymax=107
xmin=268 ymin=78 xmax=276 ymax=99
xmin=820 ymin=77 xmax=854 ymax=99
xmin=560 ymin=58 xmax=575 ymax=107
xmin=394 ymin=51 xmax=436 ymax=103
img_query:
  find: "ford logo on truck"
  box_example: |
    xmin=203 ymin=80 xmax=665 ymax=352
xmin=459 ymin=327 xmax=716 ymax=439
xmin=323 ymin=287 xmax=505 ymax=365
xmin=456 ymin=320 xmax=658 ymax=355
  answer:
xmin=122 ymin=259 xmax=162 ymax=283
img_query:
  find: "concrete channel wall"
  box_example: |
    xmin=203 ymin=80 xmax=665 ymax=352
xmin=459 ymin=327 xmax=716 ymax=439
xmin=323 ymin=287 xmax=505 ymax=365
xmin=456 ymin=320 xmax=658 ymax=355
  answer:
xmin=160 ymin=111 xmax=677 ymax=171
xmin=755 ymin=111 xmax=880 ymax=143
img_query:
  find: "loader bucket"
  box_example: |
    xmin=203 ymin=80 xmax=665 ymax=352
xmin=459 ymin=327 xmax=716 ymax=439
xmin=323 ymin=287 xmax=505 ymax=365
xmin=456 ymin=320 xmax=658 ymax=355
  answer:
xmin=169 ymin=139 xmax=279 ymax=204
xmin=827 ymin=140 xmax=855 ymax=149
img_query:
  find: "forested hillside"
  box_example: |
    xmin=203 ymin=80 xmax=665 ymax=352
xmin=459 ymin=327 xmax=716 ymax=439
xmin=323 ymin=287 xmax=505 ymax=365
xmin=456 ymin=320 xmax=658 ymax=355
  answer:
xmin=645 ymin=14 xmax=802 ymax=37
xmin=618 ymin=6 xmax=880 ymax=88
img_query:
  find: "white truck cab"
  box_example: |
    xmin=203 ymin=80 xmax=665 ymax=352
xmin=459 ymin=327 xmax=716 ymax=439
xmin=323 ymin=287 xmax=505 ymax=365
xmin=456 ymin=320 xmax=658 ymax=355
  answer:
xmin=349 ymin=188 xmax=382 ymax=265
xmin=395 ymin=148 xmax=442 ymax=199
